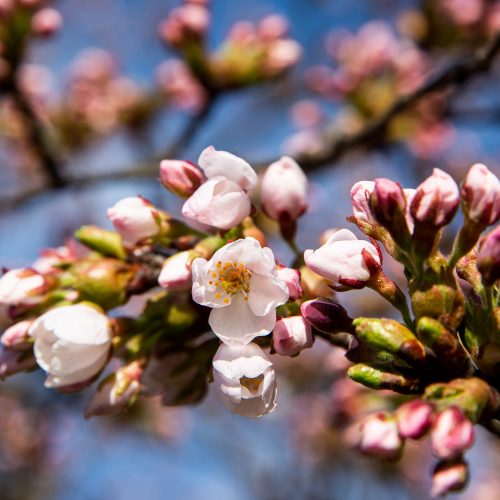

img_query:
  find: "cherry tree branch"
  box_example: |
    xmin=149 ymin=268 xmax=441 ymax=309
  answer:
xmin=1 ymin=32 xmax=499 ymax=212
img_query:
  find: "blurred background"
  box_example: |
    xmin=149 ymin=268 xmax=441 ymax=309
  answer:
xmin=0 ymin=0 xmax=499 ymax=498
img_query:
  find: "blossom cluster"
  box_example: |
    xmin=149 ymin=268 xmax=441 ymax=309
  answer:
xmin=0 ymin=146 xmax=499 ymax=496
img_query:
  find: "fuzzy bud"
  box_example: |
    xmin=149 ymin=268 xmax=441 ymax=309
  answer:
xmin=348 ymin=363 xmax=421 ymax=394
xmin=431 ymin=460 xmax=468 ymax=497
xmin=1 ymin=320 xmax=33 ymax=350
xmin=431 ymin=407 xmax=474 ymax=460
xmin=359 ymin=413 xmax=404 ymax=461
xmin=0 ymin=268 xmax=48 ymax=306
xmin=31 ymin=7 xmax=63 ymax=37
xmin=75 ymin=225 xmax=127 ymax=259
xmin=396 ymin=400 xmax=434 ymax=439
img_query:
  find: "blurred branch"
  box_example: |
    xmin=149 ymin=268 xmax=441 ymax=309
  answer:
xmin=7 ymin=80 xmax=66 ymax=188
xmin=2 ymin=32 xmax=500 ymax=212
xmin=290 ymin=30 xmax=500 ymax=173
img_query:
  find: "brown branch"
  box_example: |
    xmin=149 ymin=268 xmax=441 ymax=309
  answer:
xmin=8 ymin=80 xmax=66 ymax=188
xmin=290 ymin=31 xmax=500 ymax=173
xmin=1 ymin=32 xmax=500 ymax=212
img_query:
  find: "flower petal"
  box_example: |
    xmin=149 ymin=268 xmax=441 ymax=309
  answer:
xmin=247 ymin=273 xmax=289 ymax=316
xmin=209 ymin=295 xmax=276 ymax=345
xmin=198 ymin=146 xmax=258 ymax=190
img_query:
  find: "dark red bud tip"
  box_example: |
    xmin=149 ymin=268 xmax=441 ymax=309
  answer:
xmin=300 ymin=298 xmax=354 ymax=334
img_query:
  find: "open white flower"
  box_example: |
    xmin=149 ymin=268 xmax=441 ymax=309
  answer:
xmin=182 ymin=146 xmax=257 ymax=229
xmin=30 ymin=304 xmax=112 ymax=388
xmin=212 ymin=342 xmax=277 ymax=417
xmin=191 ymin=237 xmax=289 ymax=345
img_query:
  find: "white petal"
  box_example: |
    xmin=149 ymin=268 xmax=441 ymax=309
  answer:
xmin=191 ymin=258 xmax=228 ymax=308
xmin=198 ymin=146 xmax=258 ymax=190
xmin=209 ymin=295 xmax=276 ymax=345
xmin=248 ymin=274 xmax=289 ymax=316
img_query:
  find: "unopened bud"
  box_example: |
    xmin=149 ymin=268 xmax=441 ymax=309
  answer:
xmin=72 ymin=258 xmax=134 ymax=310
xmin=431 ymin=460 xmax=468 ymax=497
xmin=107 ymin=196 xmax=160 ymax=246
xmin=277 ymin=266 xmax=302 ymax=301
xmin=261 ymin=156 xmax=308 ymax=224
xmin=75 ymin=225 xmax=127 ymax=259
xmin=158 ymin=251 xmax=195 ymax=292
xmin=359 ymin=413 xmax=404 ymax=461
xmin=299 ymin=266 xmax=333 ymax=298
xmin=242 ymin=218 xmax=267 ymax=247
xmin=273 ymin=316 xmax=313 ymax=356
xmin=461 ymin=163 xmax=500 ymax=227
xmin=192 ymin=236 xmax=226 ymax=260
xmin=85 ymin=361 xmax=142 ymax=418
xmin=396 ymin=400 xmax=434 ymax=439
xmin=477 ymin=226 xmax=500 ymax=286
xmin=410 ymin=168 xmax=459 ymax=228
xmin=348 ymin=363 xmax=421 ymax=394
xmin=31 ymin=7 xmax=63 ymax=37
xmin=0 ymin=268 xmax=49 ymax=306
xmin=301 ymin=298 xmax=353 ymax=334
xmin=1 ymin=320 xmax=33 ymax=350
xmin=416 ymin=317 xmax=468 ymax=372
xmin=431 ymin=407 xmax=474 ymax=460
xmin=353 ymin=318 xmax=426 ymax=366
xmin=159 ymin=159 xmax=204 ymax=198
xmin=370 ymin=178 xmax=411 ymax=247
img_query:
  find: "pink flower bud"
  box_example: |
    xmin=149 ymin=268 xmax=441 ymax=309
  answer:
xmin=304 ymin=229 xmax=381 ymax=287
xmin=477 ymin=226 xmax=500 ymax=286
xmin=0 ymin=268 xmax=48 ymax=306
xmin=261 ymin=156 xmax=308 ymax=223
xmin=107 ymin=196 xmax=159 ymax=246
xmin=158 ymin=251 xmax=194 ymax=291
xmin=396 ymin=400 xmax=434 ymax=439
xmin=264 ymin=39 xmax=302 ymax=74
xmin=1 ymin=320 xmax=33 ymax=350
xmin=351 ymin=181 xmax=376 ymax=226
xmin=159 ymin=159 xmax=204 ymax=198
xmin=431 ymin=407 xmax=474 ymax=460
xmin=370 ymin=178 xmax=407 ymax=226
xmin=300 ymin=298 xmax=354 ymax=334
xmin=410 ymin=168 xmax=459 ymax=227
xmin=431 ymin=460 xmax=468 ymax=497
xmin=461 ymin=163 xmax=500 ymax=226
xmin=85 ymin=361 xmax=142 ymax=418
xmin=359 ymin=412 xmax=403 ymax=460
xmin=31 ymin=8 xmax=62 ymax=37
xmin=258 ymin=14 xmax=289 ymax=40
xmin=276 ymin=266 xmax=302 ymax=301
xmin=273 ymin=316 xmax=313 ymax=356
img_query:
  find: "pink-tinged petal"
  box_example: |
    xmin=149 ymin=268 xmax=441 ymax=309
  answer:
xmin=351 ymin=181 xmax=375 ymax=224
xmin=182 ymin=177 xmax=251 ymax=229
xmin=198 ymin=146 xmax=258 ymax=190
xmin=209 ymin=295 xmax=276 ymax=345
xmin=247 ymin=273 xmax=289 ymax=316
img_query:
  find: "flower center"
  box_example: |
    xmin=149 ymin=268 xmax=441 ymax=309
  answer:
xmin=209 ymin=261 xmax=251 ymax=298
xmin=240 ymin=374 xmax=264 ymax=396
